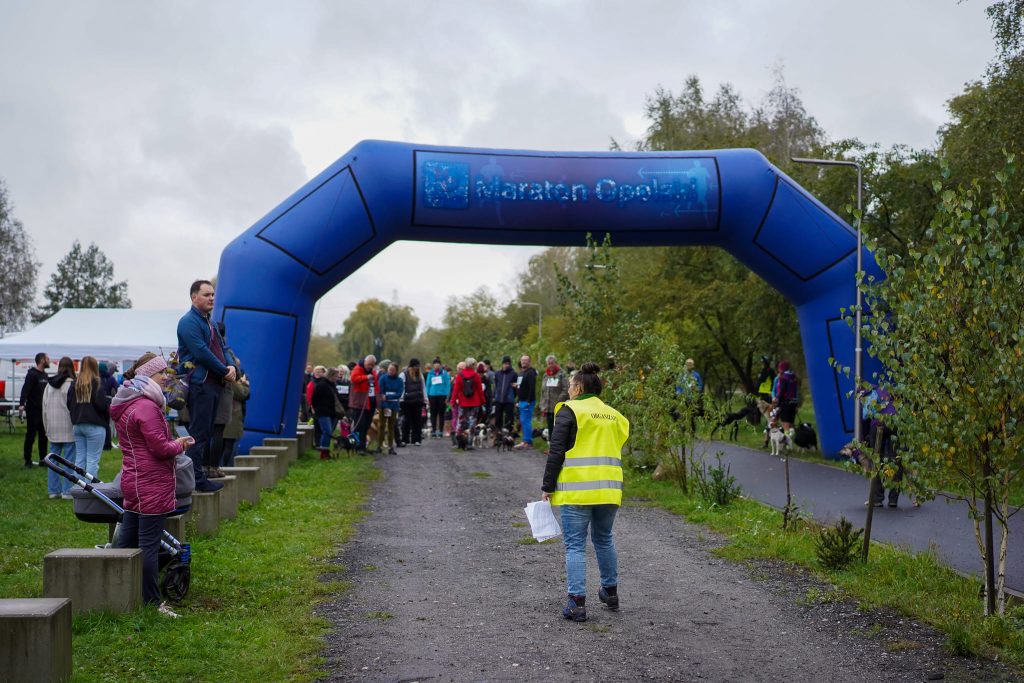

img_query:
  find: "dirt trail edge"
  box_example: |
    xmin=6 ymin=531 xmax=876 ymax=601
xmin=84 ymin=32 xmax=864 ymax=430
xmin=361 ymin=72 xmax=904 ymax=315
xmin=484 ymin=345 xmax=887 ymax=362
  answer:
xmin=318 ymin=441 xmax=1012 ymax=683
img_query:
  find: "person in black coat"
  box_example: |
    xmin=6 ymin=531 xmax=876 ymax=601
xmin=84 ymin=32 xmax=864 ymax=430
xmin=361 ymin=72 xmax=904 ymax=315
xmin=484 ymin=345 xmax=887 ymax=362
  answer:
xmin=18 ymin=352 xmax=50 ymax=467
xmin=311 ymin=368 xmax=340 ymax=458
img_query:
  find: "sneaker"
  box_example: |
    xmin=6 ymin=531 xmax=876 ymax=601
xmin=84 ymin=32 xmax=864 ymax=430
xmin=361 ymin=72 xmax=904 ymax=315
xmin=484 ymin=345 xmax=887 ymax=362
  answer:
xmin=887 ymin=502 xmax=898 ymax=508
xmin=598 ymin=586 xmax=619 ymax=611
xmin=562 ymin=595 xmax=587 ymax=622
xmin=61 ymin=493 xmax=74 ymax=500
xmin=196 ymin=480 xmax=224 ymax=493
xmin=208 ymin=468 xmax=226 ymax=478
xmin=863 ymin=500 xmax=882 ymax=508
xmin=514 ymin=442 xmax=531 ymax=450
xmin=388 ymin=448 xmax=397 ymax=455
xmin=157 ymin=602 xmax=180 ymax=618
xmin=48 ymin=493 xmax=60 ymax=499
xmin=413 ymin=442 xmax=421 ymax=447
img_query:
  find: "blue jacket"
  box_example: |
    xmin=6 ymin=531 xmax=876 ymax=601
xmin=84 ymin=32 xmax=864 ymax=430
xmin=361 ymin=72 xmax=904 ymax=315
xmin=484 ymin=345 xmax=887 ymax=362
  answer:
xmin=378 ymin=373 xmax=405 ymax=411
xmin=176 ymin=307 xmax=236 ymax=384
xmin=425 ymin=369 xmax=451 ymax=397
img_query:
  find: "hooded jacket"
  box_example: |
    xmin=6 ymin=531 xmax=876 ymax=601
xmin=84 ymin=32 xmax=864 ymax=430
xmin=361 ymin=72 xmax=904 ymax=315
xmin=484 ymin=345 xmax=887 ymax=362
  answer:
xmin=111 ymin=379 xmax=184 ymax=515
xmin=42 ymin=374 xmax=74 ymax=443
xmin=539 ymin=365 xmax=569 ymax=413
xmin=67 ymin=378 xmax=111 ymax=427
xmin=452 ymin=368 xmax=485 ymax=408
xmin=493 ymin=366 xmax=518 ymax=404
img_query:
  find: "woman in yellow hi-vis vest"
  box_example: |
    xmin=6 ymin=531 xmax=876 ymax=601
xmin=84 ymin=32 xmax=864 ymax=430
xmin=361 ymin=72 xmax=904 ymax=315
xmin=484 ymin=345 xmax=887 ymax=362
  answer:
xmin=541 ymin=363 xmax=629 ymax=622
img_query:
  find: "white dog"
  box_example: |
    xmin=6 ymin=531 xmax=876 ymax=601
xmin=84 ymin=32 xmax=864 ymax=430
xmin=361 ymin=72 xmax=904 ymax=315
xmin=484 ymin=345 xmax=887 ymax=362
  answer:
xmin=472 ymin=424 xmax=488 ymax=450
xmin=769 ymin=426 xmax=789 ymax=457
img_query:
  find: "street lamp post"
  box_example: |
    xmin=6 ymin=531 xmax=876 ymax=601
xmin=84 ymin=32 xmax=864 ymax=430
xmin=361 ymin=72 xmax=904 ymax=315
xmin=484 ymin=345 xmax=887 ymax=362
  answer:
xmin=510 ymin=300 xmax=542 ymax=341
xmin=790 ymin=156 xmax=864 ymax=444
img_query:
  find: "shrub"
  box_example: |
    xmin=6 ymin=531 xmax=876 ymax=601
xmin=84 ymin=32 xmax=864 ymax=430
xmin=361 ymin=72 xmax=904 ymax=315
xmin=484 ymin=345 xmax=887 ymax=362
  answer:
xmin=692 ymin=452 xmax=742 ymax=507
xmin=814 ymin=516 xmax=863 ymax=570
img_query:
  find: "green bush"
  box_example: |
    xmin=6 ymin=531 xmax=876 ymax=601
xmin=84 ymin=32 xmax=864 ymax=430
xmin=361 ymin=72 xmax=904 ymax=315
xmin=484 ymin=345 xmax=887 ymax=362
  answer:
xmin=814 ymin=516 xmax=863 ymax=570
xmin=692 ymin=452 xmax=742 ymax=507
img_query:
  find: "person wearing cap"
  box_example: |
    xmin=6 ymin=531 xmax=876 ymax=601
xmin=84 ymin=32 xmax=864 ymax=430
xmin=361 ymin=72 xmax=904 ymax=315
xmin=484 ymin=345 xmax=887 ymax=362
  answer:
xmin=492 ymin=355 xmax=518 ymax=434
xmin=111 ymin=352 xmax=195 ymax=617
xmin=425 ymin=357 xmax=451 ymax=438
xmin=400 ymin=359 xmax=427 ymax=446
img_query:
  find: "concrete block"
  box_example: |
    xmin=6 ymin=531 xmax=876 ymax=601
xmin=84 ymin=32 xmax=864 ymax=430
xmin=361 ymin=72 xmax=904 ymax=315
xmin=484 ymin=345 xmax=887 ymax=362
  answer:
xmin=165 ymin=513 xmax=188 ymax=543
xmin=233 ymin=455 xmax=277 ymax=489
xmin=250 ymin=446 xmax=289 ymax=479
xmin=43 ymin=548 xmax=142 ymax=614
xmin=295 ymin=426 xmax=313 ymax=453
xmin=188 ymin=491 xmax=220 ymax=537
xmin=264 ymin=437 xmax=299 ymax=462
xmin=218 ymin=475 xmax=238 ymax=520
xmin=0 ymin=598 xmax=72 ymax=683
xmin=220 ymin=466 xmax=259 ymax=505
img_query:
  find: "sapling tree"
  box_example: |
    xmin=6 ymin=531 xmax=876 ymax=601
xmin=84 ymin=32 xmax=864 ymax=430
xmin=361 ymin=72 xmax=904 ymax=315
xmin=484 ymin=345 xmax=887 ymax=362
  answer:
xmin=857 ymin=159 xmax=1024 ymax=614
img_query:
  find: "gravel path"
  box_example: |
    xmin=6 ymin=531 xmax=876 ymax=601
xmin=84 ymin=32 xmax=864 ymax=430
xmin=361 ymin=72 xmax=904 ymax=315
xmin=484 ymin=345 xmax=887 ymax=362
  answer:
xmin=318 ymin=440 xmax=1013 ymax=682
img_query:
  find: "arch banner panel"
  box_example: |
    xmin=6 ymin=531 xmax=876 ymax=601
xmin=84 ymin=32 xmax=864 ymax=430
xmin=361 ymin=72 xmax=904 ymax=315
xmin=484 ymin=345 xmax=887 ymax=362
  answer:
xmin=215 ymin=141 xmax=884 ymax=456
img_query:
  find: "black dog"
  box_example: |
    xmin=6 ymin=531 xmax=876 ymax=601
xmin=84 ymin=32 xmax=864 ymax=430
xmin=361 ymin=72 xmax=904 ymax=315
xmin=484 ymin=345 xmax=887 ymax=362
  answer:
xmin=496 ymin=428 xmax=516 ymax=452
xmin=711 ymin=403 xmax=762 ymax=440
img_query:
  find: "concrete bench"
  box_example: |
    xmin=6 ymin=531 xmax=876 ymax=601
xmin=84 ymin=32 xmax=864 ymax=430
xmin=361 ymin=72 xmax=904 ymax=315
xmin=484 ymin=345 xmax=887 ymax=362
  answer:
xmin=264 ymin=437 xmax=299 ymax=462
xmin=165 ymin=513 xmax=188 ymax=543
xmin=295 ymin=426 xmax=313 ymax=453
xmin=220 ymin=466 xmax=259 ymax=505
xmin=233 ymin=455 xmax=277 ymax=489
xmin=43 ymin=548 xmax=142 ymax=614
xmin=188 ymin=490 xmax=220 ymax=537
xmin=217 ymin=475 xmax=238 ymax=520
xmin=249 ymin=446 xmax=289 ymax=479
xmin=0 ymin=598 xmax=72 ymax=682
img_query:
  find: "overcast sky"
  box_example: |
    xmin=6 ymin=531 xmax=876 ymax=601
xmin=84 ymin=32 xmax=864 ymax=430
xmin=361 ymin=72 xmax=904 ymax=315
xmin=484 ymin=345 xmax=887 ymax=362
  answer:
xmin=0 ymin=0 xmax=997 ymax=334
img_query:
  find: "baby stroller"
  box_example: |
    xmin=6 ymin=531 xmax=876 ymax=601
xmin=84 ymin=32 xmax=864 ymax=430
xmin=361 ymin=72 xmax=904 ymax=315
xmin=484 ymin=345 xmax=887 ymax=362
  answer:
xmin=43 ymin=452 xmax=194 ymax=603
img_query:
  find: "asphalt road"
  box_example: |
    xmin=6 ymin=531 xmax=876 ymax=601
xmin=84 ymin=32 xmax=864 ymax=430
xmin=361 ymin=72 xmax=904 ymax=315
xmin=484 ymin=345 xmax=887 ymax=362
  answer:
xmin=709 ymin=441 xmax=1023 ymax=593
xmin=317 ymin=440 xmax=1010 ymax=682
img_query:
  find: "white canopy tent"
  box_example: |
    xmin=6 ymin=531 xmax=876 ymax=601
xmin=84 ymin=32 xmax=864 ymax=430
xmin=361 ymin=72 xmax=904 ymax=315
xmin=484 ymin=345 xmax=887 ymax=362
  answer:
xmin=0 ymin=309 xmax=180 ymax=401
xmin=0 ymin=309 xmax=180 ymax=360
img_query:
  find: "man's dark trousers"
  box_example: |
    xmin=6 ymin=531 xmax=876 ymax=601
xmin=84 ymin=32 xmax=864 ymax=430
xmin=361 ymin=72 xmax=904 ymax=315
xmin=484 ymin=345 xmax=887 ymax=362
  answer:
xmin=185 ymin=381 xmax=219 ymax=486
xmin=494 ymin=402 xmax=515 ymax=433
xmin=24 ymin=409 xmax=47 ymax=465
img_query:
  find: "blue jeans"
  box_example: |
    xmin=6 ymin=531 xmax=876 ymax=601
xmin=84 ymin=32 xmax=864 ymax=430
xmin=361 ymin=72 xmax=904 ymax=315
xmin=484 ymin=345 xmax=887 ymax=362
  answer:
xmin=560 ymin=504 xmax=619 ymax=596
xmin=73 ymin=423 xmax=105 ymax=478
xmin=318 ymin=416 xmax=337 ymax=449
xmin=518 ymin=400 xmax=536 ymax=443
xmin=47 ymin=442 xmax=76 ymax=495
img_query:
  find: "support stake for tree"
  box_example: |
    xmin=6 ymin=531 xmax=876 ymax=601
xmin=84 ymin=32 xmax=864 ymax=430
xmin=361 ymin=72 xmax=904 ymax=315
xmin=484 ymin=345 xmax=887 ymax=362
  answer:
xmin=984 ymin=457 xmax=997 ymax=615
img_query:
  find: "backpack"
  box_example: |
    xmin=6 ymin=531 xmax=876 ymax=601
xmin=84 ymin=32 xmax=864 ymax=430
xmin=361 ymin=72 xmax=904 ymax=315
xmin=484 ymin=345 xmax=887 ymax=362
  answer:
xmin=778 ymin=371 xmax=799 ymax=404
xmin=462 ymin=374 xmax=476 ymax=399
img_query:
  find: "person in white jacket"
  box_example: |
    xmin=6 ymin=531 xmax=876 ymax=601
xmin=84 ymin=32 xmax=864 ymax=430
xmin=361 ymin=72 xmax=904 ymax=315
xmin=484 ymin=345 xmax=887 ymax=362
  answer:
xmin=42 ymin=356 xmax=77 ymax=499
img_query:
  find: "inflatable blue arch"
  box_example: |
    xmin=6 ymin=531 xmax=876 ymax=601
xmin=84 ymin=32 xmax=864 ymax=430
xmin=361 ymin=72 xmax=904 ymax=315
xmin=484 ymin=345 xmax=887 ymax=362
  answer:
xmin=215 ymin=140 xmax=883 ymax=456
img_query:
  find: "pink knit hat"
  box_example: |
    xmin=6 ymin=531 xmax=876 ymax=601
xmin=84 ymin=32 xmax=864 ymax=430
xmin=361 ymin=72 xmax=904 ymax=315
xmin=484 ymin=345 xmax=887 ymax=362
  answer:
xmin=134 ymin=355 xmax=168 ymax=378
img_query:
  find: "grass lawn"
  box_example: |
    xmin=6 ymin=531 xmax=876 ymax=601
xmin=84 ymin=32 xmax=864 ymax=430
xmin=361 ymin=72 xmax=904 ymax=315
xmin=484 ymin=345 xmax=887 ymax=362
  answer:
xmin=626 ymin=471 xmax=1024 ymax=668
xmin=0 ymin=425 xmax=378 ymax=682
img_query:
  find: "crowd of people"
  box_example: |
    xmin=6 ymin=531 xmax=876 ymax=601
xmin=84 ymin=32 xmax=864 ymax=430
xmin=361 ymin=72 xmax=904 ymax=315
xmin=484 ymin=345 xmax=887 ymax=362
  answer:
xmin=300 ymin=353 xmax=577 ymax=458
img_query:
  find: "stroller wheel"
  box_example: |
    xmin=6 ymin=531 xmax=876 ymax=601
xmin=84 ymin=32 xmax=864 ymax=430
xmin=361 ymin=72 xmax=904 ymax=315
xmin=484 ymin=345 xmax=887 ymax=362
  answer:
xmin=160 ymin=559 xmax=191 ymax=603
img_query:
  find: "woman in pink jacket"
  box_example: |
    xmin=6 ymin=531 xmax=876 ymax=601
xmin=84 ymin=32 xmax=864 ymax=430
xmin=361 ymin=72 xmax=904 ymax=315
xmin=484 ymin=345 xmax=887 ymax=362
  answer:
xmin=111 ymin=352 xmax=194 ymax=616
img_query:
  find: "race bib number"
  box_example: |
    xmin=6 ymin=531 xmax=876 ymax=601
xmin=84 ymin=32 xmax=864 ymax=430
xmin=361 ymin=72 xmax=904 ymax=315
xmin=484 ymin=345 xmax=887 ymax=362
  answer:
xmin=338 ymin=385 xmax=349 ymax=395
xmin=545 ymin=377 xmax=560 ymax=387
xmin=383 ymin=408 xmax=392 ymax=418
xmin=431 ymin=376 xmax=443 ymax=385
xmin=368 ymin=385 xmax=375 ymax=397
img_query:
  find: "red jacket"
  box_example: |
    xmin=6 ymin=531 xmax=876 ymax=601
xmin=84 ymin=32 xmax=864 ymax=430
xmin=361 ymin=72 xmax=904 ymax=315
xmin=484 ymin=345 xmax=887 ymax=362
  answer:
xmin=348 ymin=364 xmax=379 ymax=410
xmin=452 ymin=369 xmax=485 ymax=408
xmin=111 ymin=396 xmax=183 ymax=515
xmin=305 ymin=379 xmax=316 ymax=408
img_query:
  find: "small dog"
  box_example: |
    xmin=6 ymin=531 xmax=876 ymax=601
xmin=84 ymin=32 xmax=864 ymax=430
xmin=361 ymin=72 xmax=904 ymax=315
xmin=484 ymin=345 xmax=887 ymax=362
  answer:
xmin=496 ymin=428 xmax=516 ymax=452
xmin=472 ymin=424 xmax=488 ymax=450
xmin=768 ymin=426 xmax=789 ymax=456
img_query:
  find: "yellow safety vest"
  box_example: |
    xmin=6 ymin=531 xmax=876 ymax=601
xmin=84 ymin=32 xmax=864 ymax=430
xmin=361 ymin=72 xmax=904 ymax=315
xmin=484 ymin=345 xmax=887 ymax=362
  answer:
xmin=551 ymin=396 xmax=630 ymax=507
xmin=758 ymin=377 xmax=773 ymax=395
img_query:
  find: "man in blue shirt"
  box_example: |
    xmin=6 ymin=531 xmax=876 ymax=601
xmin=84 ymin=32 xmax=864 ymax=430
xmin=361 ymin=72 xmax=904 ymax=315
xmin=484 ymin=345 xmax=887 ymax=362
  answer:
xmin=177 ymin=280 xmax=238 ymax=492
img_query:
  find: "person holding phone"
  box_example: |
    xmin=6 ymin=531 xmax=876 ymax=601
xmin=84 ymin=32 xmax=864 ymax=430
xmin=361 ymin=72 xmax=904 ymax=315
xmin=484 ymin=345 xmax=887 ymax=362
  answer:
xmin=111 ymin=352 xmax=194 ymax=618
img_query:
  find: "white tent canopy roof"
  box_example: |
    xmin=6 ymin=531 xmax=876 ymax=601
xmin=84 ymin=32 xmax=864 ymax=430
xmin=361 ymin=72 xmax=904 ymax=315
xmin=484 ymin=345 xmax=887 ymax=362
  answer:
xmin=0 ymin=309 xmax=180 ymax=361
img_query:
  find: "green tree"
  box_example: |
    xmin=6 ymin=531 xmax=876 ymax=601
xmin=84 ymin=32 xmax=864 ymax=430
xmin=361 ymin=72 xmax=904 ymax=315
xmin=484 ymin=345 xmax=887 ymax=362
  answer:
xmin=0 ymin=179 xmax=39 ymax=334
xmin=36 ymin=240 xmax=130 ymax=322
xmin=436 ymin=287 xmax=519 ymax=364
xmin=336 ymin=299 xmax=418 ymax=363
xmin=307 ymin=332 xmax=343 ymax=368
xmin=858 ymin=160 xmax=1024 ymax=615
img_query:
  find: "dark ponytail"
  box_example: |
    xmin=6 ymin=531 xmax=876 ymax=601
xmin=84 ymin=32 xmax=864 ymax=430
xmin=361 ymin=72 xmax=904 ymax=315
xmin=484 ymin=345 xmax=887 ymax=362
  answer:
xmin=574 ymin=362 xmax=603 ymax=395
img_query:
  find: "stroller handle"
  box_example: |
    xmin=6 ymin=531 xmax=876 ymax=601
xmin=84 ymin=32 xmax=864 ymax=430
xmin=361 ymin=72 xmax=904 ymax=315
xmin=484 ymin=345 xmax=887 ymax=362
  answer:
xmin=43 ymin=452 xmax=102 ymax=484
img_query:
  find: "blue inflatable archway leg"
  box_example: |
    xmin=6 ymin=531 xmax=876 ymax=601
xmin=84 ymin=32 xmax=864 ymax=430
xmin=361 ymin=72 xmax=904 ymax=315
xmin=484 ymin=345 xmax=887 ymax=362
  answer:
xmin=215 ymin=141 xmax=883 ymax=456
